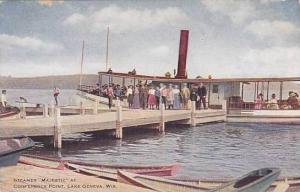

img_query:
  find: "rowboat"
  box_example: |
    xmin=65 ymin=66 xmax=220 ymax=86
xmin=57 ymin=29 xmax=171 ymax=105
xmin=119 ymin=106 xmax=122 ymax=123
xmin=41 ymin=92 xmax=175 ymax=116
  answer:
xmin=19 ymin=156 xmax=65 ymax=170
xmin=169 ymin=176 xmax=300 ymax=190
xmin=117 ymin=168 xmax=281 ymax=192
xmin=22 ymin=154 xmax=179 ymax=176
xmin=0 ymin=106 xmax=19 ymax=120
xmin=0 ymin=136 xmax=34 ymax=167
xmin=210 ymin=168 xmax=281 ymax=192
xmin=118 ymin=170 xmax=209 ymax=192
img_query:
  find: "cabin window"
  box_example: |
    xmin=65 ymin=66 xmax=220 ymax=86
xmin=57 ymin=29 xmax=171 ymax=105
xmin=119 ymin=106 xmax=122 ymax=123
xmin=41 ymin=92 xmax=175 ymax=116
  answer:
xmin=212 ymin=84 xmax=219 ymax=93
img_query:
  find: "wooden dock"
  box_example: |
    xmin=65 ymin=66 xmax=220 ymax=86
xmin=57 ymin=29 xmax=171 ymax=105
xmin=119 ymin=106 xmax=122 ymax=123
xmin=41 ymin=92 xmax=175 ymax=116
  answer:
xmin=0 ymin=102 xmax=226 ymax=149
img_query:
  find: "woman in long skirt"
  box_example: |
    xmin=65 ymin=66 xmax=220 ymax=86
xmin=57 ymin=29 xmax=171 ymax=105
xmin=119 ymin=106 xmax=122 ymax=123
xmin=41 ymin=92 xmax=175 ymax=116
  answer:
xmin=132 ymin=86 xmax=140 ymax=109
xmin=173 ymin=85 xmax=181 ymax=109
xmin=166 ymin=85 xmax=174 ymax=109
xmin=148 ymin=86 xmax=156 ymax=109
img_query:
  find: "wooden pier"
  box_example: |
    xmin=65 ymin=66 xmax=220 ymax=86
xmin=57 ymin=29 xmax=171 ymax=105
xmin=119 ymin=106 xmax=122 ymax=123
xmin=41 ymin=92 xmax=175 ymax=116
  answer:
xmin=0 ymin=101 xmax=226 ymax=149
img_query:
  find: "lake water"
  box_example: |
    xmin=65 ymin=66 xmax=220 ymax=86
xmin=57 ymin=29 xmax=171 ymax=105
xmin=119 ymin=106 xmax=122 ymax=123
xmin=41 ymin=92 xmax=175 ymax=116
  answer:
xmin=3 ymin=89 xmax=300 ymax=179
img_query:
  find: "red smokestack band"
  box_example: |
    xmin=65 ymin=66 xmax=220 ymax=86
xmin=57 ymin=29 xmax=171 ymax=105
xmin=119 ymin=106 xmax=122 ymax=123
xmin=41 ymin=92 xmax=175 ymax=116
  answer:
xmin=176 ymin=30 xmax=189 ymax=79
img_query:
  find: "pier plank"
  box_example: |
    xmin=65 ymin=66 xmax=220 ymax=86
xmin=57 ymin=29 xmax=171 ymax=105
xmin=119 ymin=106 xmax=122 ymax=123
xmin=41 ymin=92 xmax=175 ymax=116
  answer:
xmin=0 ymin=109 xmax=226 ymax=138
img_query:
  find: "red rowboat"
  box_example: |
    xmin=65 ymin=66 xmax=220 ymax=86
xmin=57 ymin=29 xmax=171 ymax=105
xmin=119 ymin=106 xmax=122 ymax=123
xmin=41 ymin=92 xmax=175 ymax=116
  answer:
xmin=22 ymin=154 xmax=179 ymax=177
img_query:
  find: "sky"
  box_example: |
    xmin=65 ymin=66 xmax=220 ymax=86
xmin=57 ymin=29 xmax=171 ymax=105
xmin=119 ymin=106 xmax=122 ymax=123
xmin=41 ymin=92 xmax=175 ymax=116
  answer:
xmin=0 ymin=0 xmax=299 ymax=78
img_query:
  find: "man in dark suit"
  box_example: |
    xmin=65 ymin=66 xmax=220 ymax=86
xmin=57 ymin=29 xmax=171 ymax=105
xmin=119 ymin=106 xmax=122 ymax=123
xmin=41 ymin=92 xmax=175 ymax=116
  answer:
xmin=197 ymin=83 xmax=207 ymax=109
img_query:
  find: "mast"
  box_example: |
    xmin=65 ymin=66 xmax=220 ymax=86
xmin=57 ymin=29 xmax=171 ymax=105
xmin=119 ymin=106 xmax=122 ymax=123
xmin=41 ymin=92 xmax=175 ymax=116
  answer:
xmin=106 ymin=26 xmax=109 ymax=71
xmin=79 ymin=40 xmax=85 ymax=88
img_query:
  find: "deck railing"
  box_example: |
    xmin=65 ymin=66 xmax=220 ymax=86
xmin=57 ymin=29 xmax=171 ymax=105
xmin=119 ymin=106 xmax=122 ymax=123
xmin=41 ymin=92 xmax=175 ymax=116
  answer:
xmin=78 ymin=85 xmax=99 ymax=94
xmin=228 ymin=101 xmax=300 ymax=111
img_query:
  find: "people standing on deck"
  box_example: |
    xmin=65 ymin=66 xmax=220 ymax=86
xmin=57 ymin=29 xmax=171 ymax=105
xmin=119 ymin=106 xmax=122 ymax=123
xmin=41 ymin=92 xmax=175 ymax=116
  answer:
xmin=287 ymin=91 xmax=299 ymax=109
xmin=267 ymin=93 xmax=279 ymax=109
xmin=143 ymin=84 xmax=149 ymax=109
xmin=139 ymin=84 xmax=148 ymax=109
xmin=114 ymin=84 xmax=122 ymax=100
xmin=255 ymin=93 xmax=263 ymax=109
xmin=190 ymin=85 xmax=198 ymax=108
xmin=181 ymin=84 xmax=190 ymax=109
xmin=107 ymin=85 xmax=114 ymax=109
xmin=173 ymin=85 xmax=181 ymax=109
xmin=132 ymin=85 xmax=140 ymax=109
xmin=166 ymin=84 xmax=174 ymax=109
xmin=197 ymin=83 xmax=207 ymax=109
xmin=148 ymin=86 xmax=156 ymax=110
xmin=127 ymin=85 xmax=134 ymax=108
xmin=160 ymin=85 xmax=167 ymax=109
xmin=155 ymin=87 xmax=160 ymax=109
xmin=139 ymin=85 xmax=144 ymax=109
xmin=53 ymin=87 xmax=60 ymax=106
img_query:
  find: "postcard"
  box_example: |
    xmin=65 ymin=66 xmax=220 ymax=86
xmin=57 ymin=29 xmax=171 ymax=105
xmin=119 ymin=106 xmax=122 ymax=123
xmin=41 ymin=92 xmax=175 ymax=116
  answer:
xmin=0 ymin=0 xmax=300 ymax=191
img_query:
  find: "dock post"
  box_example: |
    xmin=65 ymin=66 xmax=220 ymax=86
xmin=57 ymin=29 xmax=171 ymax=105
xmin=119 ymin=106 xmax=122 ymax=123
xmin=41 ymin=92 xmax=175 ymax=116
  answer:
xmin=191 ymin=101 xmax=196 ymax=127
xmin=93 ymin=100 xmax=98 ymax=115
xmin=54 ymin=107 xmax=62 ymax=149
xmin=222 ymin=100 xmax=228 ymax=121
xmin=49 ymin=103 xmax=55 ymax=117
xmin=222 ymin=100 xmax=227 ymax=113
xmin=115 ymin=103 xmax=123 ymax=139
xmin=43 ymin=104 xmax=49 ymax=117
xmin=159 ymin=103 xmax=165 ymax=133
xmin=20 ymin=102 xmax=26 ymax=119
xmin=80 ymin=101 xmax=85 ymax=115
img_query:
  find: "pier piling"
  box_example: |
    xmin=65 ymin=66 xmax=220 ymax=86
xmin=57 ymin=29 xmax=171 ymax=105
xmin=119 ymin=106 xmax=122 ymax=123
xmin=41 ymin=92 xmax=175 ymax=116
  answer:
xmin=54 ymin=107 xmax=62 ymax=149
xmin=159 ymin=103 xmax=165 ymax=133
xmin=115 ymin=103 xmax=123 ymax=139
xmin=43 ymin=104 xmax=49 ymax=117
xmin=20 ymin=103 xmax=26 ymax=119
xmin=93 ymin=100 xmax=98 ymax=114
xmin=49 ymin=103 xmax=55 ymax=117
xmin=191 ymin=101 xmax=196 ymax=126
xmin=222 ymin=100 xmax=227 ymax=114
xmin=80 ymin=101 xmax=85 ymax=115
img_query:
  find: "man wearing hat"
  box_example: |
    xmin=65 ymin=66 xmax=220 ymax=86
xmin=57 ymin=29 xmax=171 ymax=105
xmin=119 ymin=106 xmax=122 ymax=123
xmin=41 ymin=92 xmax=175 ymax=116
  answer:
xmin=197 ymin=83 xmax=207 ymax=109
xmin=181 ymin=84 xmax=190 ymax=109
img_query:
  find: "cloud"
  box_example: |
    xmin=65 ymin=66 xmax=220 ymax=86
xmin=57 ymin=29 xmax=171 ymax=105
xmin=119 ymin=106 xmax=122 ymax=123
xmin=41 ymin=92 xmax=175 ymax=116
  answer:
xmin=202 ymin=0 xmax=258 ymax=24
xmin=245 ymin=20 xmax=300 ymax=39
xmin=240 ymin=46 xmax=300 ymax=76
xmin=37 ymin=0 xmax=64 ymax=7
xmin=149 ymin=46 xmax=170 ymax=57
xmin=0 ymin=34 xmax=63 ymax=53
xmin=64 ymin=5 xmax=188 ymax=33
xmin=63 ymin=13 xmax=86 ymax=25
xmin=260 ymin=0 xmax=286 ymax=3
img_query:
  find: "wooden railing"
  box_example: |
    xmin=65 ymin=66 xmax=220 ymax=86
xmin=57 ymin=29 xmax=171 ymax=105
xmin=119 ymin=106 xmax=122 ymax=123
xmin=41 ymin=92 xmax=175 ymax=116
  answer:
xmin=228 ymin=100 xmax=300 ymax=110
xmin=78 ymin=85 xmax=98 ymax=94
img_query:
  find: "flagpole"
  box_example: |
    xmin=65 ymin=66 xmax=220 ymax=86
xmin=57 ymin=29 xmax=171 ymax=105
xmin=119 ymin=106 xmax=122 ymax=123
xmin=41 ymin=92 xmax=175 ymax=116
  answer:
xmin=79 ymin=40 xmax=85 ymax=88
xmin=106 ymin=26 xmax=109 ymax=71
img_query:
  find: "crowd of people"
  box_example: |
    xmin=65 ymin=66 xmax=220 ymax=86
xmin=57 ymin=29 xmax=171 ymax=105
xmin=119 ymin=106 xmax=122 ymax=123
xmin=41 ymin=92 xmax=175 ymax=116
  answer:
xmin=254 ymin=91 xmax=300 ymax=110
xmin=96 ymin=83 xmax=208 ymax=110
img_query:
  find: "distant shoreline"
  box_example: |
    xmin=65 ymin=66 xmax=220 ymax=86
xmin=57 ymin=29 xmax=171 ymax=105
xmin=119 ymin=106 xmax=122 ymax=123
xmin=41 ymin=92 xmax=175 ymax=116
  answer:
xmin=0 ymin=74 xmax=98 ymax=89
